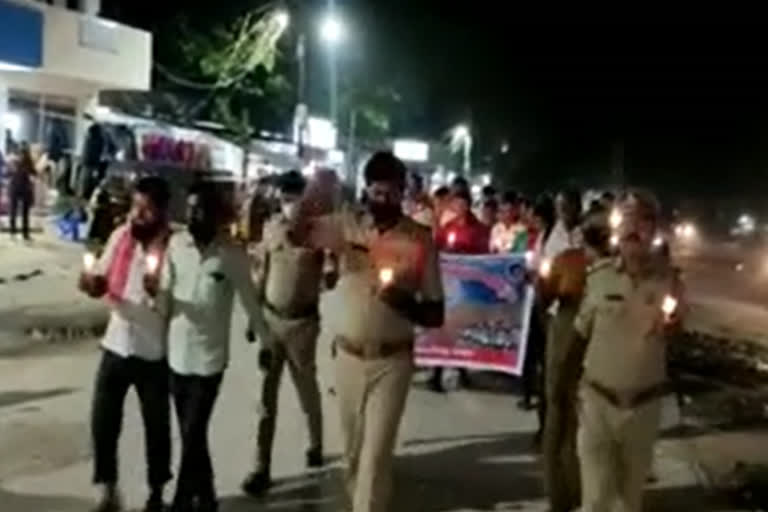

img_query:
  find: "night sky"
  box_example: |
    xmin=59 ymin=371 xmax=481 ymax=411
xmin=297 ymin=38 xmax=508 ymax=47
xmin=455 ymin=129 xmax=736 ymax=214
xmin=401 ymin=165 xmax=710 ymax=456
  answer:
xmin=102 ymin=0 xmax=768 ymax=209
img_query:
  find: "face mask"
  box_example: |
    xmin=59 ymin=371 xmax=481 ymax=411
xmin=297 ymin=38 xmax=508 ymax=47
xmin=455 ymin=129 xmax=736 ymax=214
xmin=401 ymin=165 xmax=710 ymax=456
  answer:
xmin=368 ymin=201 xmax=400 ymax=223
xmin=188 ymin=219 xmax=217 ymax=245
xmin=130 ymin=221 xmax=158 ymax=243
xmin=281 ymin=202 xmax=298 ymax=220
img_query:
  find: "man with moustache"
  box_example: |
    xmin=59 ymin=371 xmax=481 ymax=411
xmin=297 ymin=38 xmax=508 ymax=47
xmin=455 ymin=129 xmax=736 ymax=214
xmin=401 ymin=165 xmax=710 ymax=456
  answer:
xmin=78 ymin=176 xmax=173 ymax=512
xmin=570 ymin=190 xmax=684 ymax=512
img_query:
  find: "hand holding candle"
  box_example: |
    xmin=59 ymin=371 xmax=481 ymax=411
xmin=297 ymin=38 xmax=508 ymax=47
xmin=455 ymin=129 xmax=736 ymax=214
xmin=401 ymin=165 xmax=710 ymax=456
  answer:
xmin=539 ymin=258 xmax=552 ymax=278
xmin=83 ymin=252 xmax=96 ymax=273
xmin=145 ymin=253 xmax=160 ymax=275
xmin=661 ymin=294 xmax=678 ymax=321
xmin=378 ymin=267 xmax=394 ymax=287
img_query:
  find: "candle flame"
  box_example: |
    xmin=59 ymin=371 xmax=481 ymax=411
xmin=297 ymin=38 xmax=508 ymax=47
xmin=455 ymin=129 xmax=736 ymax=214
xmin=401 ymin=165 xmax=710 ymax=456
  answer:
xmin=146 ymin=254 xmax=160 ymax=274
xmin=539 ymin=258 xmax=552 ymax=278
xmin=83 ymin=252 xmax=96 ymax=271
xmin=379 ymin=267 xmax=394 ymax=286
xmin=661 ymin=295 xmax=678 ymax=316
xmin=447 ymin=231 xmax=456 ymax=246
xmin=609 ymin=208 xmax=623 ymax=229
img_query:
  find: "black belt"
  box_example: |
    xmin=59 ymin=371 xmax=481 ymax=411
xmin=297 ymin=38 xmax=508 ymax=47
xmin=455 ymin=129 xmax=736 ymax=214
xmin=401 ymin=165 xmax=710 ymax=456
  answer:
xmin=264 ymin=301 xmax=319 ymax=320
xmin=335 ymin=336 xmax=413 ymax=360
xmin=586 ymin=379 xmax=668 ymax=409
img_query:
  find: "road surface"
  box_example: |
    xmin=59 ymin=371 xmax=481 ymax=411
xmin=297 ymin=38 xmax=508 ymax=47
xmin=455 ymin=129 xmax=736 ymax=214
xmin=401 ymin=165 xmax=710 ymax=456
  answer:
xmin=0 ymin=298 xmax=728 ymax=512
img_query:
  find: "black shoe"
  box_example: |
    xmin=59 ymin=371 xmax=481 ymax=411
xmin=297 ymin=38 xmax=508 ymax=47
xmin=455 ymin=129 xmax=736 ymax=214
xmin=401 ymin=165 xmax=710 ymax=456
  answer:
xmin=241 ymin=471 xmax=272 ymax=497
xmin=306 ymin=448 xmax=324 ymax=468
xmin=144 ymin=489 xmax=165 ymax=512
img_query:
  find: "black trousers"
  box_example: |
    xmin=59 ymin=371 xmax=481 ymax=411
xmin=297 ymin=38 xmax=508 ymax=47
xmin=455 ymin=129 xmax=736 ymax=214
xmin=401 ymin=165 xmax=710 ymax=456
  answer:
xmin=171 ymin=371 xmax=223 ymax=505
xmin=9 ymin=187 xmax=31 ymax=239
xmin=91 ymin=350 xmax=172 ymax=488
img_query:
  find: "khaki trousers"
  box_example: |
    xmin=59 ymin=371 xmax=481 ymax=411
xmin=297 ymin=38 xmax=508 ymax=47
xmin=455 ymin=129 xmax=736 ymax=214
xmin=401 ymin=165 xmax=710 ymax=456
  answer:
xmin=577 ymin=385 xmax=662 ymax=512
xmin=543 ymin=304 xmax=582 ymax=512
xmin=335 ymin=346 xmax=414 ymax=512
xmin=255 ymin=309 xmax=323 ymax=472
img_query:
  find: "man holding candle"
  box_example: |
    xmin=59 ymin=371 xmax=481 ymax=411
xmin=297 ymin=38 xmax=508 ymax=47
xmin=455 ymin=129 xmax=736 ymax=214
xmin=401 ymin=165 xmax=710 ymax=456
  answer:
xmin=569 ymin=190 xmax=684 ymax=512
xmin=147 ymin=183 xmax=263 ymax=512
xmin=436 ymin=188 xmax=490 ymax=254
xmin=301 ymin=151 xmax=445 ymax=512
xmin=77 ymin=176 xmax=172 ymax=512
xmin=241 ymin=170 xmax=326 ymax=497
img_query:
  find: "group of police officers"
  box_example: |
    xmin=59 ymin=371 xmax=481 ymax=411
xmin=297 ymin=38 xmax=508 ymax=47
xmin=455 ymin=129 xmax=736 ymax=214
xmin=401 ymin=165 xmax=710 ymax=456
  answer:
xmin=81 ymin=148 xmax=683 ymax=512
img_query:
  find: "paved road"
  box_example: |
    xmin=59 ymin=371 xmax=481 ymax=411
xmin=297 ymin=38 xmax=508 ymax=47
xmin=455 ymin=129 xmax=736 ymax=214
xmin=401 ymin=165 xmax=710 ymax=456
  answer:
xmin=0 ymin=299 xmax=729 ymax=512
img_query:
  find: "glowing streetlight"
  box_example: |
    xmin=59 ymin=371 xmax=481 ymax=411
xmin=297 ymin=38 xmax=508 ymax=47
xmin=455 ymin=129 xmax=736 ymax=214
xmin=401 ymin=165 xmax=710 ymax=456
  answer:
xmin=451 ymin=123 xmax=472 ymax=175
xmin=274 ymin=10 xmax=290 ymax=30
xmin=320 ymin=15 xmax=344 ymax=43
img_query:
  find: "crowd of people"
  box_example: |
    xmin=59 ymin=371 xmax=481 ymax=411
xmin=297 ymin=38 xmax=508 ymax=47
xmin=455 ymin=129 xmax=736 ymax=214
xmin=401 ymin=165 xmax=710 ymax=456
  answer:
xmin=74 ymin=149 xmax=682 ymax=512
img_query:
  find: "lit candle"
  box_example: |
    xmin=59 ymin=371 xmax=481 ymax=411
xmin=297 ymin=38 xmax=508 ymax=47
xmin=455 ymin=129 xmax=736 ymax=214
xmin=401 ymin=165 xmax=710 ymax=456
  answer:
xmin=539 ymin=258 xmax=552 ymax=278
xmin=524 ymin=250 xmax=534 ymax=267
xmin=145 ymin=253 xmax=160 ymax=275
xmin=609 ymin=208 xmax=623 ymax=229
xmin=447 ymin=231 xmax=457 ymax=247
xmin=661 ymin=294 xmax=678 ymax=318
xmin=83 ymin=252 xmax=96 ymax=273
xmin=610 ymin=233 xmax=620 ymax=247
xmin=379 ymin=267 xmax=394 ymax=287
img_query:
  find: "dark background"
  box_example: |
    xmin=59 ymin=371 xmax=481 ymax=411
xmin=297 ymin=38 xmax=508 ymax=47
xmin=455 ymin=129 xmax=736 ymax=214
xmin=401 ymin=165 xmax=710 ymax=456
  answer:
xmin=102 ymin=1 xmax=768 ymax=216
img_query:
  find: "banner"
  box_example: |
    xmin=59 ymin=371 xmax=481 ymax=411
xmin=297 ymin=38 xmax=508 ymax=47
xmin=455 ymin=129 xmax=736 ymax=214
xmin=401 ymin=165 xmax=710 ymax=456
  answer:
xmin=415 ymin=253 xmax=534 ymax=376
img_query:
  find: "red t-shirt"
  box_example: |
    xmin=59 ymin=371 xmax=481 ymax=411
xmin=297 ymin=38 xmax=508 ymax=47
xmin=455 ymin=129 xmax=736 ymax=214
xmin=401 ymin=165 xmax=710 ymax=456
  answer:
xmin=436 ymin=215 xmax=491 ymax=254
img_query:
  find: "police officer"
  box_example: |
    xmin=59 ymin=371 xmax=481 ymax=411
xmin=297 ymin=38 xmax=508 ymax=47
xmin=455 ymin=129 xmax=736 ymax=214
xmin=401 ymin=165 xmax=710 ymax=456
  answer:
xmin=538 ymin=209 xmax=610 ymax=512
xmin=303 ymin=152 xmax=445 ymax=512
xmin=571 ymin=190 xmax=684 ymax=512
xmin=242 ymin=171 xmax=326 ymax=496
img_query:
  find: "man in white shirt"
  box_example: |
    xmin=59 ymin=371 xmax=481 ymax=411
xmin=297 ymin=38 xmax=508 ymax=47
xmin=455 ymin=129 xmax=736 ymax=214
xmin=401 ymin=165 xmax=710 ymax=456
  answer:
xmin=78 ymin=177 xmax=172 ymax=512
xmin=148 ymin=184 xmax=262 ymax=512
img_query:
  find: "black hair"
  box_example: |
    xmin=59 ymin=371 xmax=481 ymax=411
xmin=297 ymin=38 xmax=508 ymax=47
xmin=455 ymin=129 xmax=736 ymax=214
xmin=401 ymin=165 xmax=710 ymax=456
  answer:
xmin=483 ymin=198 xmax=499 ymax=210
xmin=453 ymin=188 xmax=472 ymax=205
xmin=533 ymin=194 xmax=556 ymax=238
xmin=500 ymin=190 xmax=519 ymax=205
xmin=601 ymin=191 xmax=616 ymax=202
xmin=278 ymin=170 xmax=306 ymax=195
xmin=559 ymin=186 xmax=582 ymax=210
xmin=481 ymin=185 xmax=497 ymax=198
xmin=363 ymin=151 xmax=407 ymax=189
xmin=134 ymin=176 xmax=171 ymax=210
xmin=434 ymin=186 xmax=450 ymax=198
xmin=451 ymin=176 xmax=469 ymax=193
xmin=187 ymin=181 xmax=221 ymax=215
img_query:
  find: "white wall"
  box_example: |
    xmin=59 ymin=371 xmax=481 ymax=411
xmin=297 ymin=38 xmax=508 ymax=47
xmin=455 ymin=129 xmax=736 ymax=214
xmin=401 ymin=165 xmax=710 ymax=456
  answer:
xmin=42 ymin=7 xmax=151 ymax=91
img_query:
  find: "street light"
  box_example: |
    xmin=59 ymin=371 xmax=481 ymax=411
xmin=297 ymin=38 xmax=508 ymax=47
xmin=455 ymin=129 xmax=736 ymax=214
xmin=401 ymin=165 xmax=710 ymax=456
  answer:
xmin=451 ymin=123 xmax=472 ymax=175
xmin=320 ymin=14 xmax=344 ymax=43
xmin=274 ymin=10 xmax=290 ymax=30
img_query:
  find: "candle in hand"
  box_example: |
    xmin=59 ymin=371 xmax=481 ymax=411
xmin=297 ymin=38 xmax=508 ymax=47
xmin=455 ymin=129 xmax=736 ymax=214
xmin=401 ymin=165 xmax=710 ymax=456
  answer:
xmin=447 ymin=231 xmax=457 ymax=247
xmin=379 ymin=267 xmax=394 ymax=287
xmin=145 ymin=253 xmax=160 ymax=274
xmin=539 ymin=258 xmax=552 ymax=278
xmin=83 ymin=252 xmax=96 ymax=273
xmin=661 ymin=294 xmax=678 ymax=318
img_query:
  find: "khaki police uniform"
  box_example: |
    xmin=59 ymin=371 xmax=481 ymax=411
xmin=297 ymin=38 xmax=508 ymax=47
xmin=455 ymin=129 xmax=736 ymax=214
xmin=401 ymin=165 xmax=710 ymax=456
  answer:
xmin=252 ymin=214 xmax=324 ymax=474
xmin=314 ymin=208 xmax=443 ymax=512
xmin=573 ymin=258 xmax=681 ymax=512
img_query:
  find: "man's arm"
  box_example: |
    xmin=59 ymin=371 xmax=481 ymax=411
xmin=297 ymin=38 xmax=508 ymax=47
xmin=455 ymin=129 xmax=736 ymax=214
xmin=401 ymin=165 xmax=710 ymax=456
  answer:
xmin=226 ymin=246 xmax=267 ymax=341
xmin=78 ymin=225 xmax=124 ymax=298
